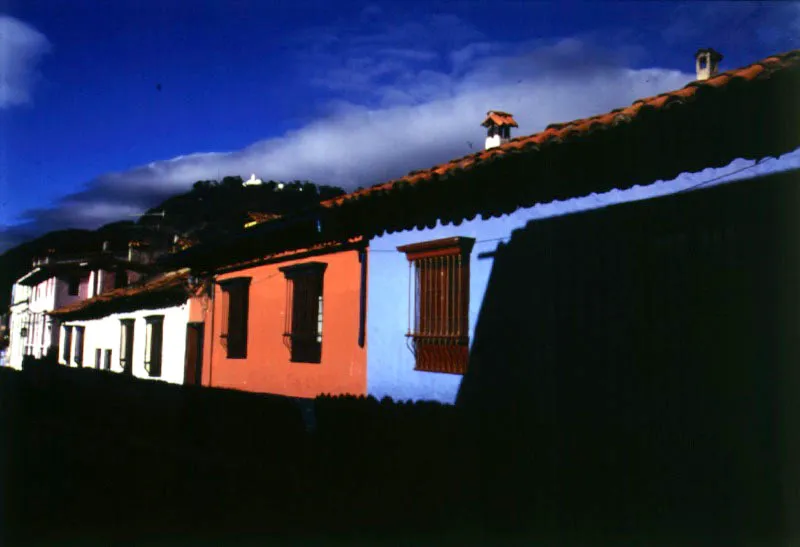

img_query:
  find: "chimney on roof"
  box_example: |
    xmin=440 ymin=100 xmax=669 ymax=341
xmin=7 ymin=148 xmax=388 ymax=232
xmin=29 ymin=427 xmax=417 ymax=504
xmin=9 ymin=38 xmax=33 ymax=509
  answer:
xmin=481 ymin=111 xmax=519 ymax=150
xmin=695 ymin=48 xmax=723 ymax=81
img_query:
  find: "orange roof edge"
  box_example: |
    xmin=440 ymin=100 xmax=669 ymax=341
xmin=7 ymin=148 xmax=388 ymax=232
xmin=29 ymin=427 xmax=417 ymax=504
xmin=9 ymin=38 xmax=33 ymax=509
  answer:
xmin=319 ymin=49 xmax=800 ymax=210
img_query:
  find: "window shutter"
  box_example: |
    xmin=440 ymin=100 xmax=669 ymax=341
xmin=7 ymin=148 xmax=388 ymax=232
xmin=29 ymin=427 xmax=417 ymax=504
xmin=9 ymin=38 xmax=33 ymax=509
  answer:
xmin=219 ymin=278 xmax=251 ymax=359
xmin=119 ymin=319 xmax=135 ymax=374
xmin=62 ymin=327 xmax=72 ymax=363
xmin=145 ymin=316 xmax=164 ymax=377
xmin=73 ymin=327 xmax=85 ymax=367
xmin=280 ymin=263 xmax=326 ymax=364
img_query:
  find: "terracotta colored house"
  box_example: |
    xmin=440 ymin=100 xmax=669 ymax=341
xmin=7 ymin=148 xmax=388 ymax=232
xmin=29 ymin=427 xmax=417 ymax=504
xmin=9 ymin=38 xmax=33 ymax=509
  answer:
xmin=188 ymin=236 xmax=368 ymax=398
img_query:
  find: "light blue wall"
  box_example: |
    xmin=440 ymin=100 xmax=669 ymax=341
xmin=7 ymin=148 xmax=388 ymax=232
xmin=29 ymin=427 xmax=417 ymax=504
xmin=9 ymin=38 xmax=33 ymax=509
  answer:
xmin=365 ymin=149 xmax=800 ymax=404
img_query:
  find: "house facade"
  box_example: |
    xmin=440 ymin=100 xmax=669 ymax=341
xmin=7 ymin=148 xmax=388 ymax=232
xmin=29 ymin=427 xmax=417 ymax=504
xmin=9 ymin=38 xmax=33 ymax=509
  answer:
xmin=49 ymin=269 xmax=203 ymax=384
xmin=6 ymin=245 xmax=153 ymax=369
xmin=198 ymin=238 xmax=368 ymax=398
xmin=311 ymin=48 xmax=800 ymax=403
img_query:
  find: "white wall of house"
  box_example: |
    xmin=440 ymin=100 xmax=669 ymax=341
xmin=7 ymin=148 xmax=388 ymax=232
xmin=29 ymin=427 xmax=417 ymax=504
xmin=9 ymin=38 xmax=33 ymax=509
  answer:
xmin=7 ymin=283 xmax=31 ymax=369
xmin=7 ymin=280 xmax=57 ymax=368
xmin=58 ymin=303 xmax=190 ymax=385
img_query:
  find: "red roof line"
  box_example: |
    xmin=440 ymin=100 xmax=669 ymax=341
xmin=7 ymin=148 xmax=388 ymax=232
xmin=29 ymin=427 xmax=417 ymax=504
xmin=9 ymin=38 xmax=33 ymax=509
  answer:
xmin=318 ymin=49 xmax=800 ymax=210
xmin=49 ymin=269 xmax=191 ymax=317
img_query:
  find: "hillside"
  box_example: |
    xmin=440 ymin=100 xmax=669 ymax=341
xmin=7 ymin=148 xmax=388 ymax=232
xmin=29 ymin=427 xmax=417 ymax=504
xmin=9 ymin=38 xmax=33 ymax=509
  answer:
xmin=0 ymin=176 xmax=345 ymax=311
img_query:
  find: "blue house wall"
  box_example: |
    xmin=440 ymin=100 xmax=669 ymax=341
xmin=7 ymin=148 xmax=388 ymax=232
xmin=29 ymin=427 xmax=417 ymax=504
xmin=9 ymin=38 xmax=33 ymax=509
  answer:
xmin=365 ymin=148 xmax=800 ymax=404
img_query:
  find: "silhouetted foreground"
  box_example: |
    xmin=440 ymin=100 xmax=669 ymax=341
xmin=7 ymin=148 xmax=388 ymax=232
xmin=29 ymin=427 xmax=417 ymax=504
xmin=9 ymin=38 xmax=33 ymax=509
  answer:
xmin=3 ymin=359 xmax=795 ymax=547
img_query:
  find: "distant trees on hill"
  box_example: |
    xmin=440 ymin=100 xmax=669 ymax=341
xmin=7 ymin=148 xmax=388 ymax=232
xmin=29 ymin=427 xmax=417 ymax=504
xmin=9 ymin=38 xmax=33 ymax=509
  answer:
xmin=0 ymin=177 xmax=346 ymax=311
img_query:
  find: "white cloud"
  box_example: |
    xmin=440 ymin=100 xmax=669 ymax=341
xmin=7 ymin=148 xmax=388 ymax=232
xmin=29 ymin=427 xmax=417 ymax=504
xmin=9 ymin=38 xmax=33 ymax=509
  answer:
xmin=0 ymin=16 xmax=50 ymax=108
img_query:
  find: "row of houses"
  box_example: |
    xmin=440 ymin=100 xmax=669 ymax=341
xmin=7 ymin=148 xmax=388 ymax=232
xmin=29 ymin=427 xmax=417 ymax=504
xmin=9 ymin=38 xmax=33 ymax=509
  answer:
xmin=8 ymin=48 xmax=800 ymax=405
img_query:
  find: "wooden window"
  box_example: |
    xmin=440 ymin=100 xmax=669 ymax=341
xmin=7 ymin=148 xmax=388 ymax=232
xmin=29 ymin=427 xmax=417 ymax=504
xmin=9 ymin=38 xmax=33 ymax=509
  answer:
xmin=219 ymin=278 xmax=251 ymax=359
xmin=144 ymin=316 xmax=164 ymax=377
xmin=280 ymin=262 xmax=327 ymax=364
xmin=397 ymin=237 xmax=475 ymax=375
xmin=73 ymin=326 xmax=85 ymax=367
xmin=95 ymin=348 xmax=102 ymax=369
xmin=119 ymin=319 xmax=135 ymax=374
xmin=67 ymin=277 xmax=80 ymax=296
xmin=62 ymin=326 xmax=72 ymax=364
xmin=103 ymin=349 xmax=112 ymax=371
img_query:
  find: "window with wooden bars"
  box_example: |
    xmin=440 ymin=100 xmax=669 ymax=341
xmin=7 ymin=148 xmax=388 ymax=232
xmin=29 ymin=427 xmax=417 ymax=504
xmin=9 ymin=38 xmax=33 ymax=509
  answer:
xmin=397 ymin=237 xmax=475 ymax=375
xmin=62 ymin=325 xmax=72 ymax=364
xmin=144 ymin=315 xmax=163 ymax=377
xmin=219 ymin=277 xmax=251 ymax=359
xmin=119 ymin=319 xmax=135 ymax=374
xmin=279 ymin=262 xmax=327 ymax=364
xmin=73 ymin=326 xmax=85 ymax=367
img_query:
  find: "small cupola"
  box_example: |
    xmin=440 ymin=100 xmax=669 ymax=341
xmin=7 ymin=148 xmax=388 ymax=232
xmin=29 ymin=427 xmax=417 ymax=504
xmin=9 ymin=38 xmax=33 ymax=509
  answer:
xmin=695 ymin=48 xmax=723 ymax=81
xmin=481 ymin=111 xmax=518 ymax=150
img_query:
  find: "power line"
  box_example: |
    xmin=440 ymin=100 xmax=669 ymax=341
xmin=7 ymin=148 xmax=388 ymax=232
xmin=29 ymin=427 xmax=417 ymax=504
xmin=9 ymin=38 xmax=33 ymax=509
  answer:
xmin=677 ymin=157 xmax=773 ymax=194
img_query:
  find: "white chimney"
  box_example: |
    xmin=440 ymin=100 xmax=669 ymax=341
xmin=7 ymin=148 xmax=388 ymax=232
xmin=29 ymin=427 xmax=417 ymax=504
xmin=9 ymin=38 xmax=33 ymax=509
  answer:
xmin=481 ymin=111 xmax=519 ymax=150
xmin=695 ymin=48 xmax=723 ymax=81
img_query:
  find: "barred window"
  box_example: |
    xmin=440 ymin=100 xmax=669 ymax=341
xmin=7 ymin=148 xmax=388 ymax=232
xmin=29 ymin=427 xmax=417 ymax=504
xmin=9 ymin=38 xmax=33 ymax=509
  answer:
xmin=280 ymin=262 xmax=327 ymax=364
xmin=119 ymin=319 xmax=135 ymax=374
xmin=397 ymin=237 xmax=475 ymax=375
xmin=144 ymin=315 xmax=164 ymax=377
xmin=219 ymin=278 xmax=251 ymax=359
xmin=95 ymin=348 xmax=102 ymax=369
xmin=103 ymin=349 xmax=112 ymax=371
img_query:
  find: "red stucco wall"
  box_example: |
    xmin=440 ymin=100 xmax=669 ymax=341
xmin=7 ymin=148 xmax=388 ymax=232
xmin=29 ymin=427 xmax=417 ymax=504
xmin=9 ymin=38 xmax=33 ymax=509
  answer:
xmin=201 ymin=248 xmax=367 ymax=399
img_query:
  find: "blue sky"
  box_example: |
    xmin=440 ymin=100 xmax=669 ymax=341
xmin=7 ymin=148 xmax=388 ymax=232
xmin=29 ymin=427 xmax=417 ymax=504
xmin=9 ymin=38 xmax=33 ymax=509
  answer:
xmin=1 ymin=0 xmax=799 ymax=252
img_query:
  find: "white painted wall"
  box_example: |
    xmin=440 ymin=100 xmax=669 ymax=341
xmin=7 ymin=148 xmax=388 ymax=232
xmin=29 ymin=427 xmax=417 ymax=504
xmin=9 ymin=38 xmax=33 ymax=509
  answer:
xmin=7 ymin=290 xmax=30 ymax=370
xmin=58 ymin=303 xmax=190 ymax=385
xmin=484 ymin=134 xmax=509 ymax=150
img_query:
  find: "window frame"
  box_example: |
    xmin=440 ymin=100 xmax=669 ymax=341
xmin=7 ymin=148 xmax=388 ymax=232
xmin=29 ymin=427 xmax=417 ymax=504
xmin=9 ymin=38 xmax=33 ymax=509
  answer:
xmin=397 ymin=237 xmax=476 ymax=375
xmin=95 ymin=348 xmax=102 ymax=369
xmin=103 ymin=349 xmax=112 ymax=371
xmin=119 ymin=318 xmax=135 ymax=374
xmin=62 ymin=325 xmax=73 ymax=364
xmin=279 ymin=262 xmax=327 ymax=364
xmin=73 ymin=326 xmax=85 ymax=367
xmin=218 ymin=277 xmax=251 ymax=359
xmin=144 ymin=315 xmax=164 ymax=377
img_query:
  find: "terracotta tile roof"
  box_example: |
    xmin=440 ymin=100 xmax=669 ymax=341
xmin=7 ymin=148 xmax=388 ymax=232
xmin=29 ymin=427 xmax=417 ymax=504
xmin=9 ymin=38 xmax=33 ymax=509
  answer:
xmin=244 ymin=211 xmax=282 ymax=229
xmin=481 ymin=110 xmax=519 ymax=128
xmin=247 ymin=212 xmax=281 ymax=223
xmin=318 ymin=50 xmax=800 ymax=215
xmin=216 ymin=237 xmax=365 ymax=275
xmin=49 ymin=269 xmax=191 ymax=320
